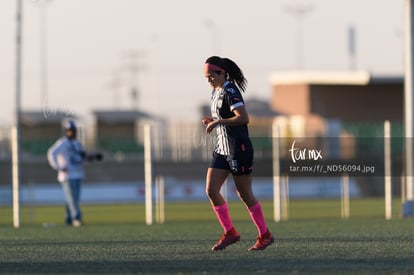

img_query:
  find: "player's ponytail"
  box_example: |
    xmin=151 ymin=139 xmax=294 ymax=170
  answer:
xmin=205 ymin=56 xmax=248 ymax=93
xmin=221 ymin=58 xmax=247 ymax=93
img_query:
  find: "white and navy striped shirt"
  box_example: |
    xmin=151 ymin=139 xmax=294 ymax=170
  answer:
xmin=210 ymin=81 xmax=249 ymax=155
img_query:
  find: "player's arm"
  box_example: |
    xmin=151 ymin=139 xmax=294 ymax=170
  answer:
xmin=71 ymin=141 xmax=97 ymax=162
xmin=205 ymin=106 xmax=249 ymax=134
xmin=82 ymin=152 xmax=104 ymax=162
xmin=220 ymin=105 xmax=249 ymax=126
xmin=47 ymin=139 xmax=66 ymax=171
xmin=220 ymin=86 xmax=249 ymax=126
xmin=83 ymin=152 xmax=103 ymax=162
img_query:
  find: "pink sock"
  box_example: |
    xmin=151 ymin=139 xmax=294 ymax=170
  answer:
xmin=213 ymin=202 xmax=234 ymax=233
xmin=248 ymin=202 xmax=268 ymax=236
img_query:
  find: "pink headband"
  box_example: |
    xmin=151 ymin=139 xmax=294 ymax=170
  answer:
xmin=204 ymin=63 xmax=224 ymax=73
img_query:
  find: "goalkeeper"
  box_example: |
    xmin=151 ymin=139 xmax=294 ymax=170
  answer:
xmin=47 ymin=119 xmax=103 ymax=227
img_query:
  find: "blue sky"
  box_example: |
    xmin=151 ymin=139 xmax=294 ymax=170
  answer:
xmin=0 ymin=0 xmax=404 ymax=124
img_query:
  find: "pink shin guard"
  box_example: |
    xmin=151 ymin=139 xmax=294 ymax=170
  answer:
xmin=213 ymin=203 xmax=234 ymax=233
xmin=248 ymin=202 xmax=268 ymax=236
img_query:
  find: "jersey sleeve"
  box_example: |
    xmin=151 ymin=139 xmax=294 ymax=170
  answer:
xmin=47 ymin=138 xmax=66 ymax=170
xmin=224 ymin=85 xmax=244 ymax=111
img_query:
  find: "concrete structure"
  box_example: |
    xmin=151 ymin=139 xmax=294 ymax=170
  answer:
xmin=269 ymin=71 xmax=405 ymax=197
xmin=21 ymin=111 xmax=76 ymax=140
xmin=269 ymin=71 xmax=403 ymax=123
xmin=20 ymin=111 xmax=76 ymax=155
xmin=93 ymin=110 xmax=152 ymax=153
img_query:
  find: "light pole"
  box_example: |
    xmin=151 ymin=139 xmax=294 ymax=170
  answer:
xmin=122 ymin=49 xmax=146 ymax=110
xmin=107 ymin=70 xmax=122 ymax=110
xmin=403 ymin=0 xmax=414 ymax=216
xmin=204 ymin=19 xmax=221 ymax=55
xmin=348 ymin=25 xmax=357 ymax=70
xmin=13 ymin=0 xmax=24 ymax=228
xmin=31 ymin=0 xmax=53 ymax=111
xmin=284 ymin=4 xmax=314 ymax=70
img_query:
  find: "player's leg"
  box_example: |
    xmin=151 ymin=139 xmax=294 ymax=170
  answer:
xmin=206 ymin=167 xmax=233 ymax=230
xmin=65 ymin=205 xmax=72 ymax=226
xmin=234 ymin=175 xmax=267 ymax=234
xmin=206 ymin=167 xmax=229 ymax=207
xmin=60 ymin=180 xmax=77 ymax=226
xmin=233 ymin=174 xmax=274 ymax=250
xmin=206 ymin=152 xmax=233 ymax=225
xmin=70 ymin=179 xmax=82 ymax=226
xmin=206 ymin=154 xmax=240 ymax=251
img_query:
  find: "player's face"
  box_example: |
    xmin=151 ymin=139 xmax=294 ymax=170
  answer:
xmin=66 ymin=129 xmax=77 ymax=139
xmin=205 ymin=70 xmax=224 ymax=89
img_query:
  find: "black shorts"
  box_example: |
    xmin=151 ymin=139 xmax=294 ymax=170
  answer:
xmin=209 ymin=138 xmax=253 ymax=176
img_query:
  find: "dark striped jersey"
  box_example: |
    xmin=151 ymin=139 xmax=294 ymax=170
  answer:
xmin=210 ymin=81 xmax=250 ymax=155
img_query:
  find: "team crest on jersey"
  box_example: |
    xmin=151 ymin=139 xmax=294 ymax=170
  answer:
xmin=227 ymin=87 xmax=236 ymax=94
xmin=217 ymin=99 xmax=223 ymax=108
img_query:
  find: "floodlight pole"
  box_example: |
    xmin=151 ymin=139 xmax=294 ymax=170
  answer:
xmin=12 ymin=0 xmax=23 ymax=228
xmin=348 ymin=25 xmax=357 ymax=70
xmin=403 ymin=0 xmax=414 ymax=216
xmin=204 ymin=19 xmax=221 ymax=55
xmin=284 ymin=4 xmax=314 ymax=70
xmin=37 ymin=0 xmax=53 ymax=109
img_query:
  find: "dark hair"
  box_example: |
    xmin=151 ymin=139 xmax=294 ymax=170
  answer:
xmin=205 ymin=56 xmax=247 ymax=92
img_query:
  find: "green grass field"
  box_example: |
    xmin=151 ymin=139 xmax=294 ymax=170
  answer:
xmin=1 ymin=199 xmax=414 ymax=274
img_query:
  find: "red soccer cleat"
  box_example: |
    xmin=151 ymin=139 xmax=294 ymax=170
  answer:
xmin=248 ymin=229 xmax=274 ymax=251
xmin=211 ymin=227 xmax=240 ymax=251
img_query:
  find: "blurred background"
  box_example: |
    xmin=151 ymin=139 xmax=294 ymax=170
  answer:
xmin=0 ymin=1 xmax=406 ymax=219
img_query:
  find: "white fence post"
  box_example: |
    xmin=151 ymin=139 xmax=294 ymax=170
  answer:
xmin=281 ymin=175 xmax=289 ymax=221
xmin=144 ymin=124 xmax=153 ymax=225
xmin=272 ymin=119 xmax=281 ymax=222
xmin=220 ymin=178 xmax=228 ymax=203
xmin=12 ymin=0 xmax=24 ymax=229
xmin=341 ymin=174 xmax=350 ymax=219
xmin=384 ymin=120 xmax=392 ymax=220
xmin=403 ymin=0 xmax=414 ymax=216
xmin=155 ymin=176 xmax=165 ymax=224
xmin=11 ymin=127 xmax=20 ymax=228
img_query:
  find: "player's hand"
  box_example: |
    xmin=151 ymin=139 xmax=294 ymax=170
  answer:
xmin=95 ymin=153 xmax=103 ymax=161
xmin=201 ymin=116 xmax=213 ymax=126
xmin=205 ymin=120 xmax=219 ymax=135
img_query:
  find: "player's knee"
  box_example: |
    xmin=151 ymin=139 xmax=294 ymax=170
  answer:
xmin=237 ymin=191 xmax=256 ymax=206
xmin=205 ymin=185 xmax=219 ymax=199
xmin=205 ymin=187 xmax=214 ymax=199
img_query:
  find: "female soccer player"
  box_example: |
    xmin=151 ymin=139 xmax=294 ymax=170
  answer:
xmin=202 ymin=56 xmax=274 ymax=251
